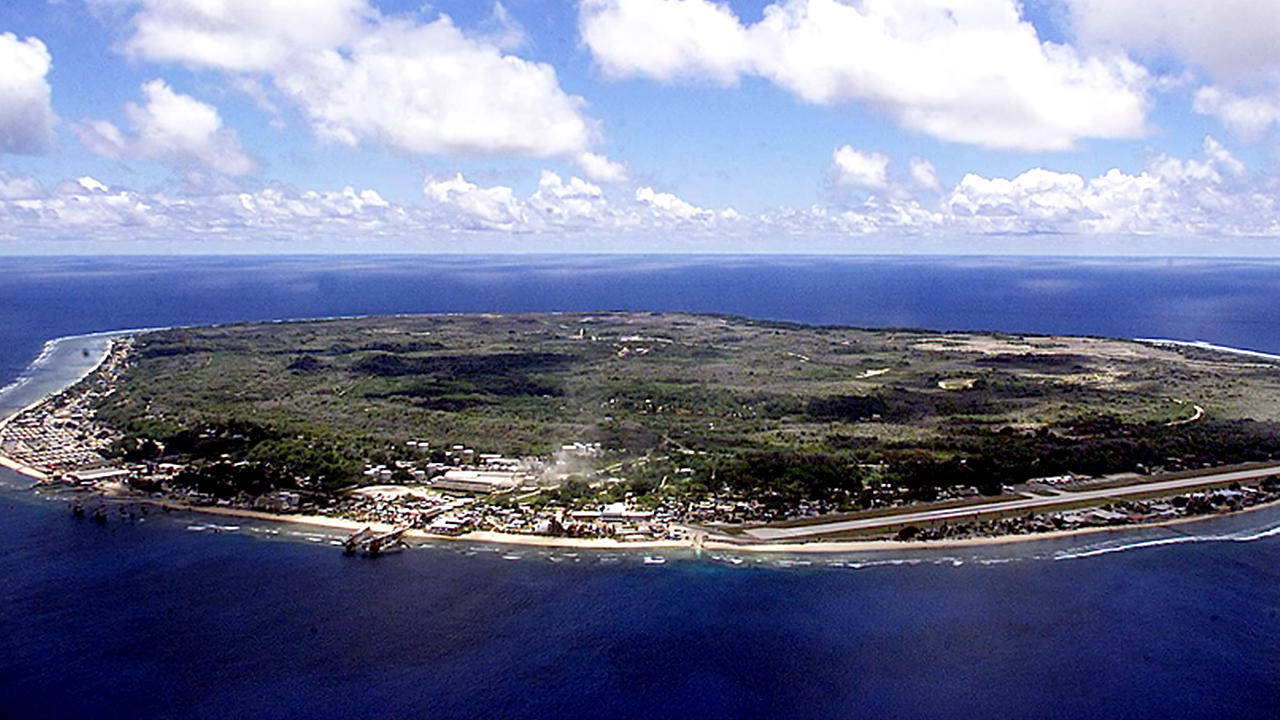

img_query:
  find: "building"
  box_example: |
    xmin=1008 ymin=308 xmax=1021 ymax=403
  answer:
xmin=67 ymin=466 xmax=131 ymax=484
xmin=432 ymin=469 xmax=520 ymax=494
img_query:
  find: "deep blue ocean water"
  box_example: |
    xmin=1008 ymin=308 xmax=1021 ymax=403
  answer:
xmin=2 ymin=255 xmax=1279 ymax=719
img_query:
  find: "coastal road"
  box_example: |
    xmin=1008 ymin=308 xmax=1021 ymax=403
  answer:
xmin=743 ymin=463 xmax=1280 ymax=541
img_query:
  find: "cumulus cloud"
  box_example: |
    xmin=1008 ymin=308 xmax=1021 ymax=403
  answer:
xmin=4 ymin=138 xmax=1277 ymax=246
xmin=420 ymin=168 xmax=737 ymax=232
xmin=634 ymin=185 xmax=720 ymax=222
xmin=423 ymin=173 xmax=527 ymax=229
xmin=579 ymin=0 xmax=1151 ymax=151
xmin=0 ymin=172 xmax=44 ymax=200
xmin=1068 ymin=0 xmax=1280 ymax=84
xmin=122 ymin=0 xmax=370 ymax=73
xmin=0 ymin=173 xmax=407 ymax=243
xmin=76 ymin=79 xmax=256 ymax=176
xmin=0 ymin=165 xmax=744 ymax=244
xmin=577 ymin=151 xmax=628 ymax=184
xmin=580 ymin=0 xmax=752 ymax=84
xmin=0 ymin=33 xmax=56 ymax=154
xmin=1192 ymin=86 xmax=1280 ymax=140
xmin=945 ymin=136 xmax=1272 ymax=236
xmin=832 ymin=145 xmax=889 ymax=189
xmin=908 ymin=157 xmax=941 ymax=191
xmin=529 ymin=171 xmax=608 ymax=225
xmin=7 ymin=175 xmax=158 ymax=233
xmin=115 ymin=0 xmax=606 ymax=161
xmin=274 ymin=16 xmax=593 ymax=158
xmin=1069 ymin=1 xmax=1280 ymax=140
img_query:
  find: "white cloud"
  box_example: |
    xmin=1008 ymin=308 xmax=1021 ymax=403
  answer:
xmin=122 ymin=0 xmax=370 ymax=73
xmin=635 ymin=186 xmax=720 ymax=223
xmin=580 ymin=0 xmax=752 ymax=84
xmin=1192 ymin=86 xmax=1280 ymax=140
xmin=948 ymin=168 xmax=1089 ymax=231
xmin=0 ymin=172 xmax=44 ymax=200
xmin=832 ymin=145 xmax=889 ymax=189
xmin=908 ymin=157 xmax=941 ymax=190
xmin=0 ymin=166 xmax=745 ymax=244
xmin=529 ymin=171 xmax=608 ymax=225
xmin=9 ymin=175 xmax=158 ymax=232
xmin=1201 ymin=135 xmax=1245 ymax=177
xmin=421 ymin=169 xmax=737 ymax=231
xmin=0 ymin=172 xmax=409 ymax=243
xmin=1068 ymin=0 xmax=1280 ymax=84
xmin=944 ymin=136 xmax=1274 ymax=236
xmin=70 ymin=176 xmax=109 ymax=193
xmin=1068 ymin=1 xmax=1280 ymax=140
xmin=579 ymin=0 xmax=1151 ymax=151
xmin=5 ymin=138 xmax=1279 ymax=246
xmin=233 ymin=185 xmax=396 ymax=223
xmin=76 ymin=79 xmax=256 ymax=176
xmin=275 ymin=16 xmax=593 ymax=158
xmin=577 ymin=151 xmax=629 ymax=184
xmin=0 ymin=33 xmax=56 ymax=154
xmin=116 ymin=0 xmax=605 ymax=161
xmin=424 ymin=173 xmax=527 ymax=229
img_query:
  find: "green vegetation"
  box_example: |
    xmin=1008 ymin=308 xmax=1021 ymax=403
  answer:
xmin=93 ymin=312 xmax=1280 ymax=503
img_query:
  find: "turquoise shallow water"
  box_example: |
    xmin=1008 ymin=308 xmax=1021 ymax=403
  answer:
xmin=2 ymin=255 xmax=1280 ymax=719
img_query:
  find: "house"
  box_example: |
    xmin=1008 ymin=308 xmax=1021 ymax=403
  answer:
xmin=254 ymin=491 xmax=301 ymax=512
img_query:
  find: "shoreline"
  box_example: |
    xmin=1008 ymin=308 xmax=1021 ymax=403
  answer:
xmin=0 ymin=328 xmax=160 ymax=428
xmin=74 ymin=491 xmax=1280 ymax=555
xmin=1133 ymin=337 xmax=1280 ymax=363
xmin=3 ymin=325 xmax=1280 ymax=555
xmin=0 ymin=331 xmax=139 ymax=482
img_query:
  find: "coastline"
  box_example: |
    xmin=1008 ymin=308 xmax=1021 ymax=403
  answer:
xmin=0 ymin=332 xmax=126 ymax=482
xmin=1134 ymin=337 xmax=1280 ymax=363
xmin=0 ymin=328 xmax=160 ymax=426
xmin=81 ymin=492 xmax=1280 ymax=555
xmin=4 ymin=325 xmax=1280 ymax=555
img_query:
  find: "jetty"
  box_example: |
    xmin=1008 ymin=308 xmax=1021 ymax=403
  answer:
xmin=343 ymin=525 xmax=410 ymax=556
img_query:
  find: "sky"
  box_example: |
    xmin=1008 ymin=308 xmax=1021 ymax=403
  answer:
xmin=2 ymin=0 xmax=1280 ymax=254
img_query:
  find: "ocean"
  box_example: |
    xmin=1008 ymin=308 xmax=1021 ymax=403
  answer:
xmin=2 ymin=255 xmax=1279 ymax=719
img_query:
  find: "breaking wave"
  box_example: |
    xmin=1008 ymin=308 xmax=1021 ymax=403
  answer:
xmin=1053 ymin=522 xmax=1280 ymax=561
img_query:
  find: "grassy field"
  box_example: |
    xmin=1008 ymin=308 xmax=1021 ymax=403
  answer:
xmin=93 ymin=312 xmax=1280 ymax=503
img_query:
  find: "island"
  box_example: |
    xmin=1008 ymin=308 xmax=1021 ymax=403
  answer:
xmin=3 ymin=312 xmax=1280 ymax=552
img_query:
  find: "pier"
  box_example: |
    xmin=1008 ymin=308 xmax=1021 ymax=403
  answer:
xmin=343 ymin=526 xmax=410 ymax=556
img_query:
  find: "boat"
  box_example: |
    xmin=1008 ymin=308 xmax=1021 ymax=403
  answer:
xmin=643 ymin=555 xmax=667 ymax=565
